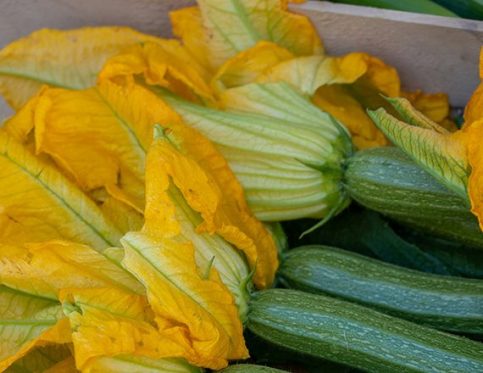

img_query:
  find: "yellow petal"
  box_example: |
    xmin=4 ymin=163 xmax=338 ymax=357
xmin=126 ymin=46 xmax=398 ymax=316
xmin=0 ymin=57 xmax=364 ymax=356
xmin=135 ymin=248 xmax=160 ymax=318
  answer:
xmin=85 ymin=356 xmax=200 ymax=373
xmin=60 ymin=287 xmax=188 ymax=371
xmin=464 ymin=47 xmax=483 ymax=125
xmin=99 ymin=41 xmax=213 ymax=102
xmin=316 ymin=56 xmax=399 ymax=147
xmin=356 ymin=54 xmax=400 ymax=98
xmin=369 ymin=106 xmax=469 ymax=199
xmin=44 ymin=356 xmax=77 ymax=373
xmin=402 ymin=90 xmax=454 ymax=129
xmin=28 ymin=81 xmax=180 ymax=212
xmin=170 ymin=7 xmax=213 ymax=75
xmin=170 ymin=1 xmax=322 ymax=72
xmin=259 ymin=53 xmax=369 ymax=95
xmin=212 ymin=41 xmax=294 ymax=92
xmin=0 ymin=286 xmax=71 ymax=371
xmin=0 ymin=130 xmax=121 ymax=249
xmin=464 ymin=82 xmax=483 ymax=125
xmin=0 ymin=240 xmax=143 ymax=299
xmin=146 ymin=124 xmax=278 ymax=289
xmin=0 ymin=27 xmax=161 ymax=110
xmin=313 ymin=85 xmax=389 ymax=149
xmin=2 ymin=88 xmax=41 ymax=143
xmin=7 ymin=345 xmax=75 ymax=373
xmin=464 ymin=119 xmax=483 ymax=230
xmin=100 ymin=196 xmax=144 ymax=234
xmin=121 ymin=232 xmax=248 ymax=370
xmin=257 ymin=52 xmax=398 ymax=97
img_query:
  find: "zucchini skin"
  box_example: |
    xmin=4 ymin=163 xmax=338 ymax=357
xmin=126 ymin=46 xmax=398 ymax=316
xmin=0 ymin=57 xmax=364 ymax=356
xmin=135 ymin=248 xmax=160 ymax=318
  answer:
xmin=217 ymin=365 xmax=287 ymax=372
xmin=248 ymin=289 xmax=483 ymax=373
xmin=279 ymin=246 xmax=483 ymax=333
xmin=432 ymin=0 xmax=483 ymax=20
xmin=344 ymin=147 xmax=483 ymax=249
xmin=328 ymin=0 xmax=457 ymax=16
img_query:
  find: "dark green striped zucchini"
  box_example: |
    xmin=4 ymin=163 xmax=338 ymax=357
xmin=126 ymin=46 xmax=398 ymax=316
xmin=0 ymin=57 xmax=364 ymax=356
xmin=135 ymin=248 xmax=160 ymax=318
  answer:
xmin=328 ymin=0 xmax=457 ymax=16
xmin=248 ymin=289 xmax=483 ymax=373
xmin=344 ymin=146 xmax=483 ymax=249
xmin=218 ymin=364 xmax=287 ymax=372
xmin=433 ymin=0 xmax=483 ymax=20
xmin=279 ymin=246 xmax=483 ymax=333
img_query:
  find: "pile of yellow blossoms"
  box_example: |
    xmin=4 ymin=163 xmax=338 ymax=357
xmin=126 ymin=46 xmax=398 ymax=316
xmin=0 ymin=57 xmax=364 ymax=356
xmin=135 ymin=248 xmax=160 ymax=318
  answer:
xmin=0 ymin=0 xmax=481 ymax=372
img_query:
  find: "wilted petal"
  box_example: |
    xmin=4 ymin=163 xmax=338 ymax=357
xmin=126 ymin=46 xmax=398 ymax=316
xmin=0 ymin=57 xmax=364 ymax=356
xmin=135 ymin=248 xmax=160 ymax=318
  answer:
xmin=313 ymin=85 xmax=389 ymax=148
xmin=464 ymin=119 xmax=483 ymax=230
xmin=99 ymin=41 xmax=213 ymax=102
xmin=212 ymin=41 xmax=294 ymax=92
xmin=85 ymin=356 xmax=201 ymax=373
xmin=145 ymin=124 xmax=278 ymax=289
xmin=402 ymin=90 xmax=455 ymax=130
xmin=6 ymin=345 xmax=75 ymax=373
xmin=60 ymin=288 xmax=190 ymax=371
xmin=464 ymin=48 xmax=483 ymax=125
xmin=0 ymin=27 xmax=162 ymax=109
xmin=170 ymin=1 xmax=322 ymax=72
xmin=0 ymin=131 xmax=121 ymax=249
xmin=0 ymin=240 xmax=143 ymax=299
xmin=464 ymin=83 xmax=483 ymax=125
xmin=260 ymin=53 xmax=371 ymax=95
xmin=0 ymin=286 xmax=71 ymax=371
xmin=100 ymin=196 xmax=144 ymax=234
xmin=121 ymin=232 xmax=248 ymax=370
xmin=8 ymin=81 xmax=180 ymax=213
xmin=368 ymin=105 xmax=469 ymax=199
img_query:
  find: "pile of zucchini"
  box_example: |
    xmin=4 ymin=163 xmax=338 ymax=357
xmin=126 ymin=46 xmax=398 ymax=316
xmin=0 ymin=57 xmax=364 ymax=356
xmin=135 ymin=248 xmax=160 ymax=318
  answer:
xmin=231 ymin=147 xmax=483 ymax=373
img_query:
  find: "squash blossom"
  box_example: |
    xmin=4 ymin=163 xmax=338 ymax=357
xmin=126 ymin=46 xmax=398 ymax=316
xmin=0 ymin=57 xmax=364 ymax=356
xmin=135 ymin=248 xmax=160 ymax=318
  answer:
xmin=158 ymin=82 xmax=353 ymax=223
xmin=367 ymin=50 xmax=483 ymax=231
xmin=0 ymin=121 xmax=277 ymax=370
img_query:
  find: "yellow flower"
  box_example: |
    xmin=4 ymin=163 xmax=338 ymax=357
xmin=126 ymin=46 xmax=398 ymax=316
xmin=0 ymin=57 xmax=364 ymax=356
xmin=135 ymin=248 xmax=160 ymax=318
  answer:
xmin=368 ymin=91 xmax=482 ymax=231
xmin=0 ymin=240 xmax=140 ymax=371
xmin=1 ymin=238 xmax=239 ymax=371
xmin=141 ymin=123 xmax=278 ymax=291
xmin=170 ymin=0 xmax=323 ymax=73
xmin=157 ymin=82 xmax=352 ymax=225
xmin=117 ymin=125 xmax=261 ymax=368
xmin=371 ymin=49 xmax=483 ymax=230
xmin=0 ymin=239 xmax=203 ymax=371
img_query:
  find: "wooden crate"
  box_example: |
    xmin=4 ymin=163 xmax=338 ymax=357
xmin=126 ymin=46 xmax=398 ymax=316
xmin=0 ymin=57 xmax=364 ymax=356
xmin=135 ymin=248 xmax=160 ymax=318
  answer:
xmin=1 ymin=0 xmax=482 ymax=120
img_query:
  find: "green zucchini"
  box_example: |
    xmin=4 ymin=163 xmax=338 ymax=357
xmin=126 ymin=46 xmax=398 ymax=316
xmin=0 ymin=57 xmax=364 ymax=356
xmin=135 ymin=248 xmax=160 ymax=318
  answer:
xmin=432 ymin=0 xmax=483 ymax=20
xmin=248 ymin=289 xmax=483 ymax=373
xmin=344 ymin=146 xmax=483 ymax=249
xmin=217 ymin=364 xmax=287 ymax=372
xmin=279 ymin=245 xmax=483 ymax=333
xmin=327 ymin=0 xmax=458 ymax=17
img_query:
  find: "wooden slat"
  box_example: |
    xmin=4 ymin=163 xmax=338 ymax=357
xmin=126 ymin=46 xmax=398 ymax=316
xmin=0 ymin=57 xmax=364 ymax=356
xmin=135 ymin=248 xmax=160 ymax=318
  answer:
xmin=0 ymin=0 xmax=195 ymax=46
